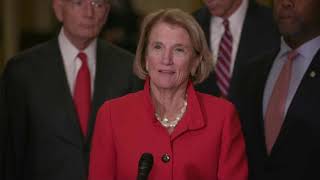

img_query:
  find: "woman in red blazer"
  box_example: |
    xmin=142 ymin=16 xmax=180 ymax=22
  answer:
xmin=89 ymin=8 xmax=248 ymax=180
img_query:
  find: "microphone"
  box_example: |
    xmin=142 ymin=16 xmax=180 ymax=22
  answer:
xmin=137 ymin=153 xmax=153 ymax=180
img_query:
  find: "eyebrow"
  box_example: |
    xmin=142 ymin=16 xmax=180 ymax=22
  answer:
xmin=150 ymin=41 xmax=190 ymax=47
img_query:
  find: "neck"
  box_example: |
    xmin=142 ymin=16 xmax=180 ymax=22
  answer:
xmin=63 ymin=29 xmax=93 ymax=50
xmin=284 ymin=30 xmax=320 ymax=49
xmin=150 ymin=81 xmax=188 ymax=120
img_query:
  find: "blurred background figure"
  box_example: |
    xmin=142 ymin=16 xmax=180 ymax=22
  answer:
xmin=239 ymin=0 xmax=320 ymax=179
xmin=1 ymin=0 xmax=141 ymax=179
xmin=193 ymin=0 xmax=280 ymax=108
xmin=0 ymin=79 xmax=7 ymax=180
xmin=0 ymin=0 xmax=273 ymax=71
xmin=101 ymin=0 xmax=139 ymax=53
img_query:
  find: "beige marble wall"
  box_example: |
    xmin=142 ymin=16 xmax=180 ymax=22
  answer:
xmin=132 ymin=0 xmax=202 ymax=15
xmin=2 ymin=0 xmax=20 ymax=63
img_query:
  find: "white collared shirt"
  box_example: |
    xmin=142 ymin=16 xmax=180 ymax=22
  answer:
xmin=209 ymin=0 xmax=249 ymax=75
xmin=58 ymin=28 xmax=97 ymax=96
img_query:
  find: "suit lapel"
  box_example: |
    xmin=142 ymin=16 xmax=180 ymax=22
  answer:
xmin=87 ymin=40 xmax=118 ymax=142
xmin=230 ymin=2 xmax=280 ymax=99
xmin=246 ymin=50 xmax=278 ymax=157
xmin=43 ymin=39 xmax=83 ymax=147
xmin=231 ymin=3 xmax=261 ymax=94
xmin=271 ymin=49 xmax=320 ymax=155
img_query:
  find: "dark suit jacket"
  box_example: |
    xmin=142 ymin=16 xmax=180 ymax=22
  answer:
xmin=0 ymin=78 xmax=7 ymax=179
xmin=2 ymin=38 xmax=143 ymax=180
xmin=239 ymin=48 xmax=320 ymax=180
xmin=193 ymin=2 xmax=280 ymax=106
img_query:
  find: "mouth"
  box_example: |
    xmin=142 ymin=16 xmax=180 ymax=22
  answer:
xmin=277 ymin=10 xmax=296 ymax=20
xmin=159 ymin=70 xmax=175 ymax=74
xmin=278 ymin=16 xmax=296 ymax=24
xmin=80 ymin=23 xmax=96 ymax=29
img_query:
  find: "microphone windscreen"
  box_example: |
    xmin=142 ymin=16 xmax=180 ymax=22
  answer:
xmin=137 ymin=153 xmax=153 ymax=180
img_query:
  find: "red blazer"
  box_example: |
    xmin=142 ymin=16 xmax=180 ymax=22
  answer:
xmin=89 ymin=80 xmax=248 ymax=180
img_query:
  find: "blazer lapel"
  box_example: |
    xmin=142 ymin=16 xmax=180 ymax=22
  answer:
xmin=87 ymin=40 xmax=120 ymax=142
xmin=230 ymin=2 xmax=280 ymax=98
xmin=247 ymin=50 xmax=278 ymax=157
xmin=171 ymin=83 xmax=206 ymax=142
xmin=43 ymin=39 xmax=83 ymax=148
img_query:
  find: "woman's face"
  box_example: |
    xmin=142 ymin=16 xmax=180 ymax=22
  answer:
xmin=145 ymin=21 xmax=197 ymax=90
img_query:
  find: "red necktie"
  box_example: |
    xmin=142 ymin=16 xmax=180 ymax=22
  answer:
xmin=74 ymin=52 xmax=91 ymax=136
xmin=215 ymin=19 xmax=233 ymax=97
xmin=265 ymin=50 xmax=298 ymax=154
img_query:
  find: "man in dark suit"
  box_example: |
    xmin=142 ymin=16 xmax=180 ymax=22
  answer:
xmin=239 ymin=0 xmax=320 ymax=179
xmin=0 ymin=79 xmax=7 ymax=179
xmin=2 ymin=0 xmax=142 ymax=179
xmin=193 ymin=0 xmax=280 ymax=105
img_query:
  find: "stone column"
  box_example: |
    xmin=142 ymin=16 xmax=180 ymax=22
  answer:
xmin=3 ymin=0 xmax=19 ymax=64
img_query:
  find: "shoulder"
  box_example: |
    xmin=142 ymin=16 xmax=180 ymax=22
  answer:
xmin=247 ymin=2 xmax=272 ymax=16
xmin=7 ymin=39 xmax=57 ymax=65
xmin=99 ymin=90 xmax=144 ymax=111
xmin=192 ymin=6 xmax=211 ymax=22
xmin=96 ymin=39 xmax=135 ymax=72
xmin=246 ymin=2 xmax=275 ymax=25
xmin=196 ymin=92 xmax=236 ymax=113
xmin=3 ymin=39 xmax=58 ymax=77
xmin=247 ymin=49 xmax=279 ymax=69
xmin=97 ymin=39 xmax=134 ymax=61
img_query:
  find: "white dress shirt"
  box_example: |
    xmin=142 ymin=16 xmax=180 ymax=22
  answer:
xmin=58 ymin=28 xmax=97 ymax=96
xmin=209 ymin=0 xmax=249 ymax=75
xmin=263 ymin=36 xmax=320 ymax=118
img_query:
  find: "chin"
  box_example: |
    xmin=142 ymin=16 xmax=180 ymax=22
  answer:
xmin=150 ymin=79 xmax=174 ymax=89
xmin=156 ymin=82 xmax=176 ymax=90
xmin=152 ymin=77 xmax=189 ymax=90
xmin=279 ymin=26 xmax=301 ymax=38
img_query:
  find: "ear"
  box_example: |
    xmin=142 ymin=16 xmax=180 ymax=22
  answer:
xmin=52 ymin=0 xmax=63 ymax=22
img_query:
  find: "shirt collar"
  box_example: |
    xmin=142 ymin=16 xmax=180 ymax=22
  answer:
xmin=297 ymin=35 xmax=320 ymax=60
xmin=211 ymin=0 xmax=249 ymax=37
xmin=229 ymin=0 xmax=249 ymax=30
xmin=279 ymin=35 xmax=320 ymax=60
xmin=58 ymin=27 xmax=97 ymax=67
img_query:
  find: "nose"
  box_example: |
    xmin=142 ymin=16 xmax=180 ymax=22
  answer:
xmin=84 ymin=1 xmax=94 ymax=17
xmin=161 ymin=49 xmax=173 ymax=65
xmin=276 ymin=0 xmax=294 ymax=8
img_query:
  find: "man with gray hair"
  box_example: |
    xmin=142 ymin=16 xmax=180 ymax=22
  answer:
xmin=2 ymin=0 xmax=141 ymax=179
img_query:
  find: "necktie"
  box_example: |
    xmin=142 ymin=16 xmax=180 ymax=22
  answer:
xmin=215 ymin=19 xmax=233 ymax=97
xmin=265 ymin=50 xmax=298 ymax=154
xmin=74 ymin=52 xmax=91 ymax=137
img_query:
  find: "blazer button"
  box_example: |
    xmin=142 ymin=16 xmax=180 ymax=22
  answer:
xmin=161 ymin=153 xmax=170 ymax=163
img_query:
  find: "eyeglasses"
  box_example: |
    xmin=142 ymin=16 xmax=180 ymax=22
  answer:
xmin=66 ymin=0 xmax=107 ymax=9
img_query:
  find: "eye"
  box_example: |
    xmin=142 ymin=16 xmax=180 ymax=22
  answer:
xmin=151 ymin=43 xmax=162 ymax=50
xmin=147 ymin=42 xmax=163 ymax=55
xmin=91 ymin=0 xmax=105 ymax=8
xmin=71 ymin=0 xmax=82 ymax=6
xmin=175 ymin=47 xmax=185 ymax=53
xmin=154 ymin=44 xmax=161 ymax=49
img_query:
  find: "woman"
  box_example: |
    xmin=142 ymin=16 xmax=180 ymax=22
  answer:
xmin=89 ymin=8 xmax=248 ymax=180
